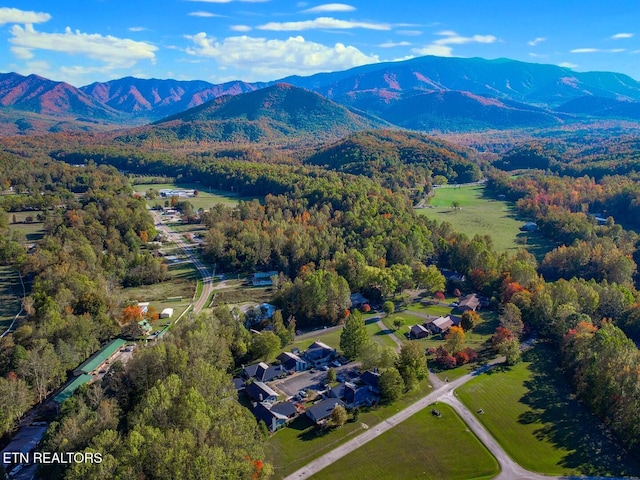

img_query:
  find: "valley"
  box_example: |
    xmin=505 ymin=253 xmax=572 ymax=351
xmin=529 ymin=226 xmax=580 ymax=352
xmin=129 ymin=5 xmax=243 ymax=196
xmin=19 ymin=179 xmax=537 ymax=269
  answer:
xmin=1 ymin=54 xmax=640 ymax=480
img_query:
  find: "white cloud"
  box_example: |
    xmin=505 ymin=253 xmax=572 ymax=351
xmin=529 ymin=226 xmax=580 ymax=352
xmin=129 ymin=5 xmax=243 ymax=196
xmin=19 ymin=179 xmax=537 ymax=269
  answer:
xmin=184 ymin=33 xmax=379 ymax=80
xmin=189 ymin=11 xmax=224 ymax=17
xmin=9 ymin=24 xmax=157 ymax=69
xmin=412 ymin=30 xmax=497 ymax=58
xmin=527 ymin=37 xmax=546 ymax=46
xmin=378 ymin=41 xmax=411 ymax=48
xmin=612 ymin=33 xmax=633 ymax=40
xmin=231 ymin=25 xmax=252 ymax=32
xmin=528 ymin=52 xmax=548 ymax=58
xmin=570 ymin=48 xmax=625 ymax=53
xmin=397 ymin=30 xmax=423 ymax=36
xmin=412 ymin=44 xmax=453 ymax=57
xmin=0 ymin=7 xmax=51 ymax=25
xmin=302 ymin=3 xmax=356 ymax=13
xmin=257 ymin=17 xmax=390 ymax=31
xmin=434 ymin=31 xmax=497 ymax=45
xmin=558 ymin=62 xmax=577 ymax=69
xmin=128 ymin=26 xmax=148 ymax=32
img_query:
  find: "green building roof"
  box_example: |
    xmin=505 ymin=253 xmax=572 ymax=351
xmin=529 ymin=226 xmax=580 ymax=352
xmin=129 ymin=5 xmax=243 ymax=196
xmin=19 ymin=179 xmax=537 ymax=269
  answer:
xmin=53 ymin=374 xmax=93 ymax=404
xmin=74 ymin=338 xmax=127 ymax=375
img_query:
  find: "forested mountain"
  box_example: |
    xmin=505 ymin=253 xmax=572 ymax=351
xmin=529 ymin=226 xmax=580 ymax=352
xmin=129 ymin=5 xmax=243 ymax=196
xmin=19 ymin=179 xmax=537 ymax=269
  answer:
xmin=0 ymin=73 xmax=122 ymax=120
xmin=555 ymin=96 xmax=640 ymax=120
xmin=141 ymin=83 xmax=387 ymax=143
xmin=80 ymin=77 xmax=265 ymax=119
xmin=281 ymin=56 xmax=640 ymax=108
xmin=305 ymin=129 xmax=481 ymax=187
xmin=3 ymin=55 xmax=640 ymax=134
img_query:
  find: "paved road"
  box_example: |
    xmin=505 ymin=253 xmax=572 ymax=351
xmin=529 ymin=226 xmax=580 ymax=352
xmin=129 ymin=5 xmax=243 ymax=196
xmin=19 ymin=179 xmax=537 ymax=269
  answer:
xmin=0 ymin=271 xmax=26 ymax=338
xmin=151 ymin=211 xmax=213 ymax=315
xmin=283 ymin=369 xmax=484 ymax=480
xmin=440 ymin=392 xmax=550 ymax=480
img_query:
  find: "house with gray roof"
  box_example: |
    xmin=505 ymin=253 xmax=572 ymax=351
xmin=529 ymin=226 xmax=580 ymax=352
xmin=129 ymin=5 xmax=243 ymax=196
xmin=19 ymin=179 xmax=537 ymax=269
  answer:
xmin=306 ymin=398 xmax=346 ymax=424
xmin=245 ymin=381 xmax=278 ymax=404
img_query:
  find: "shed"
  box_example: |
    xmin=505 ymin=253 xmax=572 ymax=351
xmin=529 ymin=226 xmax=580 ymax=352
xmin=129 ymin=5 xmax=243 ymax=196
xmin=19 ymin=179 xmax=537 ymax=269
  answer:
xmin=160 ymin=308 xmax=174 ymax=319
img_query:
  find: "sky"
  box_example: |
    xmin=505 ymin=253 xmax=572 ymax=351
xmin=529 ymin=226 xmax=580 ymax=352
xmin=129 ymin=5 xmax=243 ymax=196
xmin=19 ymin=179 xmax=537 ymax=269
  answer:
xmin=1 ymin=1 xmax=639 ymax=87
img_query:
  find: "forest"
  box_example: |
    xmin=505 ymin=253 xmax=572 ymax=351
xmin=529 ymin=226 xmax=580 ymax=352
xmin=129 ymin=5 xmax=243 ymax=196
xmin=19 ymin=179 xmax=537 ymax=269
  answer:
xmin=1 ymin=124 xmax=640 ymax=477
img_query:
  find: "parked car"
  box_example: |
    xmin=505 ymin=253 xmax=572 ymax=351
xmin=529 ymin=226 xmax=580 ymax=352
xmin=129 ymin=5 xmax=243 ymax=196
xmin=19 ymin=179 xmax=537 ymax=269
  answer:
xmin=331 ymin=360 xmax=341 ymax=368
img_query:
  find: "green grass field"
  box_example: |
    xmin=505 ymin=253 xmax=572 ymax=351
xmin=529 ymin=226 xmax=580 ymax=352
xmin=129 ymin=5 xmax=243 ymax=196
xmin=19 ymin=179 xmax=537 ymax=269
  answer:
xmin=121 ymin=260 xmax=196 ymax=329
xmin=417 ymin=185 xmax=554 ymax=258
xmin=266 ymin=377 xmax=436 ymax=479
xmin=309 ymin=403 xmax=499 ymax=480
xmin=0 ymin=266 xmax=23 ymax=331
xmin=6 ymin=210 xmax=45 ymax=241
xmin=456 ymin=343 xmax=640 ymax=476
xmin=131 ymin=182 xmax=257 ymax=210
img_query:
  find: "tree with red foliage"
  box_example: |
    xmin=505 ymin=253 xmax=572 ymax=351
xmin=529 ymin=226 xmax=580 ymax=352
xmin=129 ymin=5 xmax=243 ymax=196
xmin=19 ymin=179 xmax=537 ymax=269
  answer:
xmin=362 ymin=303 xmax=371 ymax=313
xmin=491 ymin=326 xmax=513 ymax=351
xmin=434 ymin=291 xmax=445 ymax=301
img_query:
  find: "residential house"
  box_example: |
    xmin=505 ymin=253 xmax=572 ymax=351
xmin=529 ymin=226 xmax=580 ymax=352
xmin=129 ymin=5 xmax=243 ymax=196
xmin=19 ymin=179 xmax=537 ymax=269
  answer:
xmin=160 ymin=308 xmax=174 ymax=319
xmin=429 ymin=316 xmax=454 ymax=334
xmin=270 ymin=401 xmax=299 ymax=420
xmin=457 ymin=294 xmax=480 ymax=312
xmin=251 ymin=402 xmax=289 ymax=432
xmin=277 ymin=352 xmax=307 ymax=372
xmin=350 ymin=292 xmax=369 ymax=308
xmin=343 ymin=382 xmax=379 ymax=408
xmin=359 ymin=371 xmax=381 ymax=391
xmin=243 ymin=362 xmax=285 ymax=383
xmin=306 ymin=398 xmax=346 ymax=424
xmin=304 ymin=341 xmax=336 ymax=366
xmin=245 ymin=381 xmax=278 ymax=404
xmin=409 ymin=324 xmax=430 ymax=339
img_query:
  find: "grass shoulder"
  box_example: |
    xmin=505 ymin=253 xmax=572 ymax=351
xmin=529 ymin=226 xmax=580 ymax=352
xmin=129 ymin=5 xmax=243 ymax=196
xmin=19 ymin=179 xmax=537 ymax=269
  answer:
xmin=456 ymin=342 xmax=640 ymax=476
xmin=308 ymin=402 xmax=499 ymax=480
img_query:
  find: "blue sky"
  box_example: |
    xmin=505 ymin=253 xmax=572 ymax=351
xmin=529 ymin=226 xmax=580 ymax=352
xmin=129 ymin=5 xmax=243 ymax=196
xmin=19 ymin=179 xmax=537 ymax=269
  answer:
xmin=1 ymin=1 xmax=639 ymax=86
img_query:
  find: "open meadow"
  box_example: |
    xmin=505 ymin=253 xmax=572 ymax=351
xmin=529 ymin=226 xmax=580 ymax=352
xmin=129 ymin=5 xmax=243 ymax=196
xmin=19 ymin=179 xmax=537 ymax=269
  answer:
xmin=309 ymin=403 xmax=499 ymax=480
xmin=265 ymin=377 xmax=437 ymax=479
xmin=0 ymin=266 xmax=23 ymax=332
xmin=417 ymin=185 xmax=554 ymax=258
xmin=131 ymin=181 xmax=257 ymax=210
xmin=456 ymin=343 xmax=640 ymax=477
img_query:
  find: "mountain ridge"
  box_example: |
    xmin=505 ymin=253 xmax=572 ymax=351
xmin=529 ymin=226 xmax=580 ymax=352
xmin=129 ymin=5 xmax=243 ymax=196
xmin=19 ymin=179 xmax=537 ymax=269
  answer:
xmin=2 ymin=55 xmax=640 ymax=134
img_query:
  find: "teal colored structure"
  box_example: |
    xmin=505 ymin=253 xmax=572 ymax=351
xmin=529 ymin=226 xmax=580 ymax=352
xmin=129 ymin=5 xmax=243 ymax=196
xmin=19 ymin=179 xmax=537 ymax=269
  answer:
xmin=53 ymin=374 xmax=93 ymax=404
xmin=73 ymin=338 xmax=127 ymax=376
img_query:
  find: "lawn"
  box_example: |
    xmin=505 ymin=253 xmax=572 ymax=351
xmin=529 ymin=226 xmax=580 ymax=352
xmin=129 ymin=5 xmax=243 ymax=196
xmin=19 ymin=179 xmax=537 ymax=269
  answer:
xmin=309 ymin=403 xmax=499 ymax=480
xmin=384 ymin=310 xmax=499 ymax=381
xmin=6 ymin=210 xmax=45 ymax=241
xmin=417 ymin=185 xmax=554 ymax=258
xmin=456 ymin=343 xmax=640 ymax=477
xmin=365 ymin=318 xmax=399 ymax=350
xmin=0 ymin=266 xmax=23 ymax=332
xmin=265 ymin=377 xmax=436 ymax=479
xmin=121 ymin=260 xmax=196 ymax=329
xmin=131 ymin=182 xmax=258 ymax=210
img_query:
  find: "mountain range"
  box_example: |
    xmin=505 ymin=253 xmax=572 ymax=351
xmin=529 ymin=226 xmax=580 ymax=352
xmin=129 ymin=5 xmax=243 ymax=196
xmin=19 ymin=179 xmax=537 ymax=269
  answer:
xmin=2 ymin=55 xmax=640 ymax=135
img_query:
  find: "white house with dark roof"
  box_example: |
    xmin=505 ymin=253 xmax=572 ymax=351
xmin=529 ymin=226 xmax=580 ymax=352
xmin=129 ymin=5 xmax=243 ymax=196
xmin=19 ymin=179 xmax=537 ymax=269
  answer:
xmin=277 ymin=351 xmax=307 ymax=372
xmin=245 ymin=381 xmax=278 ymax=404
